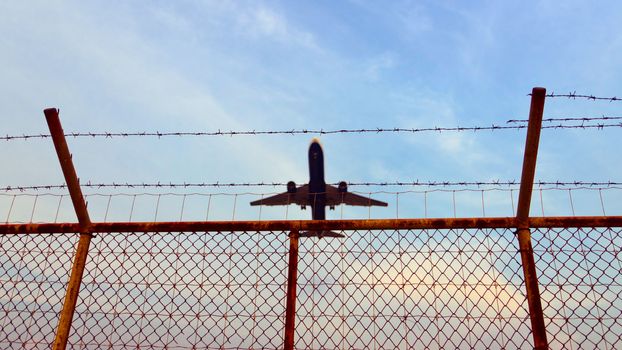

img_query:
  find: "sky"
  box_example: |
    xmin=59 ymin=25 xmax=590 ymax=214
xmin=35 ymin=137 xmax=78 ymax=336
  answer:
xmin=1 ymin=0 xmax=622 ymax=222
xmin=2 ymin=2 xmax=622 ymax=348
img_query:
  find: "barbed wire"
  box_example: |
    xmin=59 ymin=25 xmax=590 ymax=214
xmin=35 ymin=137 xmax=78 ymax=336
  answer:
xmin=507 ymin=116 xmax=622 ymax=124
xmin=3 ymin=185 xmax=621 ymax=199
xmin=3 ymin=122 xmax=622 ymax=141
xmin=532 ymin=91 xmax=621 ymax=102
xmin=0 ymin=125 xmax=523 ymax=140
xmin=3 ymin=180 xmax=622 ymax=192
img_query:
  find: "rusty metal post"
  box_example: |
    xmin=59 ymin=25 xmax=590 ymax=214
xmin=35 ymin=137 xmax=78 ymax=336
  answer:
xmin=516 ymin=88 xmax=549 ymax=349
xmin=283 ymin=230 xmax=300 ymax=350
xmin=45 ymin=108 xmax=93 ymax=350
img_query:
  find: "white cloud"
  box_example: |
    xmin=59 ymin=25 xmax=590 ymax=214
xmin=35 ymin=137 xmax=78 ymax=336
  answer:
xmin=390 ymin=89 xmax=504 ymax=172
xmin=234 ymin=5 xmax=319 ymax=50
xmin=0 ymin=1 xmax=305 ymax=195
xmin=365 ymin=52 xmax=398 ymax=81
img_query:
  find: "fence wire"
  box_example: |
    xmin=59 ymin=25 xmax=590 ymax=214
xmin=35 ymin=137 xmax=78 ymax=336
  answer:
xmin=0 ymin=228 xmax=622 ymax=349
xmin=68 ymin=231 xmax=289 ymax=349
xmin=3 ymin=121 xmax=622 ymax=141
xmin=0 ymin=233 xmax=78 ymax=349
xmin=533 ymin=227 xmax=622 ymax=349
xmin=538 ymin=92 xmax=621 ymax=102
xmin=3 ymin=227 xmax=621 ymax=349
xmin=4 ymin=180 xmax=622 ymax=192
xmin=3 ymin=186 xmax=621 ymax=224
xmin=294 ymin=228 xmax=530 ymax=349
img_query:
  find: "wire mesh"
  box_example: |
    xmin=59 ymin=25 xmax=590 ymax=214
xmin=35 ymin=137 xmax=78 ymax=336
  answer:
xmin=295 ymin=228 xmax=531 ymax=349
xmin=3 ymin=186 xmax=622 ymax=224
xmin=2 ymin=227 xmax=622 ymax=349
xmin=67 ymin=231 xmax=290 ymax=349
xmin=0 ymin=233 xmax=78 ymax=349
xmin=533 ymin=227 xmax=622 ymax=349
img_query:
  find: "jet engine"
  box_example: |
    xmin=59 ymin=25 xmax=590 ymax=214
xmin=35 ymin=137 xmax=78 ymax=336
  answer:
xmin=287 ymin=181 xmax=297 ymax=193
xmin=338 ymin=181 xmax=348 ymax=193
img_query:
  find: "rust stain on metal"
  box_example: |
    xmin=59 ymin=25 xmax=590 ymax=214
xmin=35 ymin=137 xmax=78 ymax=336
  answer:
xmin=45 ymin=108 xmax=94 ymax=350
xmin=515 ymin=87 xmax=549 ymax=349
xmin=2 ymin=216 xmax=622 ymax=235
xmin=283 ymin=230 xmax=299 ymax=350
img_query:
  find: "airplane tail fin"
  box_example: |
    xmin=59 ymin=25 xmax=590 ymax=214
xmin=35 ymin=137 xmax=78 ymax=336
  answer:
xmin=299 ymin=230 xmax=345 ymax=238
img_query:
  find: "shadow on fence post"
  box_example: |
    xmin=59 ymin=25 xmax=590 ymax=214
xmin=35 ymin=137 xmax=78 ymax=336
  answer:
xmin=284 ymin=230 xmax=300 ymax=350
xmin=515 ymin=88 xmax=549 ymax=349
xmin=44 ymin=108 xmax=93 ymax=350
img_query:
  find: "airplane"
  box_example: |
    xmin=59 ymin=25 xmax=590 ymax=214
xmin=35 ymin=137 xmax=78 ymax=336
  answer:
xmin=250 ymin=138 xmax=387 ymax=238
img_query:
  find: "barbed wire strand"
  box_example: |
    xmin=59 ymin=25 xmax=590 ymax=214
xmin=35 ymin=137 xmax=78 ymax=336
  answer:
xmin=3 ymin=121 xmax=622 ymax=141
xmin=532 ymin=91 xmax=621 ymax=102
xmin=4 ymin=180 xmax=622 ymax=192
xmin=507 ymin=116 xmax=622 ymax=124
xmin=2 ymin=186 xmax=622 ymax=203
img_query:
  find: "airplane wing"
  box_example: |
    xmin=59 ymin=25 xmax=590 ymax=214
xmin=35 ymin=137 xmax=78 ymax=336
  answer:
xmin=250 ymin=185 xmax=309 ymax=206
xmin=325 ymin=185 xmax=388 ymax=207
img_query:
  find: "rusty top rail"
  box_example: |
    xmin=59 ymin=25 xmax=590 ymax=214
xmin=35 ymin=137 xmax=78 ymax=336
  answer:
xmin=2 ymin=216 xmax=622 ymax=235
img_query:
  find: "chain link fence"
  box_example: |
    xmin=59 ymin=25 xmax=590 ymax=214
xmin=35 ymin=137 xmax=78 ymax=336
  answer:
xmin=534 ymin=227 xmax=622 ymax=349
xmin=2 ymin=227 xmax=621 ymax=349
xmin=0 ymin=233 xmax=78 ymax=349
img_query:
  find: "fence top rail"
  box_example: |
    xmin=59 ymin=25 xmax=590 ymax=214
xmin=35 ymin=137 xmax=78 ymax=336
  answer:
xmin=1 ymin=216 xmax=621 ymax=234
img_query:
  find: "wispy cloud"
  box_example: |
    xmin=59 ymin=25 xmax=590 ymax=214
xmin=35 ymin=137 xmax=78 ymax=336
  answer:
xmin=364 ymin=52 xmax=398 ymax=81
xmin=0 ymin=1 xmax=306 ymax=188
xmin=239 ymin=7 xmax=317 ymax=49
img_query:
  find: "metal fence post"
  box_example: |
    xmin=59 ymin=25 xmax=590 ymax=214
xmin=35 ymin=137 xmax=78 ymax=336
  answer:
xmin=516 ymin=88 xmax=549 ymax=349
xmin=284 ymin=230 xmax=300 ymax=350
xmin=44 ymin=108 xmax=93 ymax=350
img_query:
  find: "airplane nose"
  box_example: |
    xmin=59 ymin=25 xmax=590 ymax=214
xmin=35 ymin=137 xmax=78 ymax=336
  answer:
xmin=309 ymin=138 xmax=323 ymax=151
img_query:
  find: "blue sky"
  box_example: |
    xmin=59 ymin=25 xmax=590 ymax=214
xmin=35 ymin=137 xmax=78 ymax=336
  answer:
xmin=1 ymin=0 xmax=622 ymax=221
xmin=2 ymin=4 xmax=620 ymax=348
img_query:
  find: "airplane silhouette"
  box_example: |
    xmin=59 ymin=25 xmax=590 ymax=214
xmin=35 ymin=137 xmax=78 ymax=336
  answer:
xmin=250 ymin=138 xmax=387 ymax=237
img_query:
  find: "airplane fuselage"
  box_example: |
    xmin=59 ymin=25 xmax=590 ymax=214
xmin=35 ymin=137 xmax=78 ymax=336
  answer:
xmin=308 ymin=140 xmax=326 ymax=220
